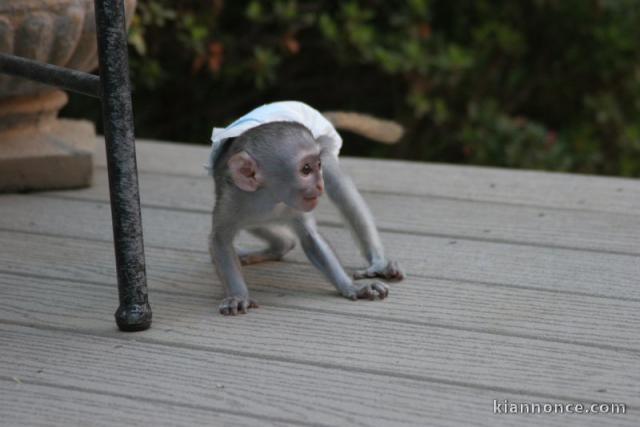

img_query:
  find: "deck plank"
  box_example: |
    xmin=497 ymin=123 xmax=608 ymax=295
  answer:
xmin=1 ymin=273 xmax=639 ymax=408
xmin=0 ymin=378 xmax=289 ymax=427
xmin=1 ymin=139 xmax=638 ymax=426
xmin=46 ymin=168 xmax=640 ymax=255
xmin=3 ymin=325 xmax=626 ymax=427
xmin=1 ymin=196 xmax=637 ymax=300
xmin=1 ymin=231 xmax=639 ymax=352
xmin=94 ymin=139 xmax=640 ymax=214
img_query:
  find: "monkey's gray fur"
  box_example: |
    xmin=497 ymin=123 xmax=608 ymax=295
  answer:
xmin=209 ymin=121 xmax=403 ymax=315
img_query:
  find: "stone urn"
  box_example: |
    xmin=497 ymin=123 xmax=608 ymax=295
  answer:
xmin=0 ymin=0 xmax=135 ymax=192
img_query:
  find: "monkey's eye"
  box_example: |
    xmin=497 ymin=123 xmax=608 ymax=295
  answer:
xmin=317 ymin=160 xmax=322 ymax=169
xmin=301 ymin=163 xmax=313 ymax=176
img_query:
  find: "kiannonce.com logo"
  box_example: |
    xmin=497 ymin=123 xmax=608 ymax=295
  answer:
xmin=493 ymin=399 xmax=627 ymax=415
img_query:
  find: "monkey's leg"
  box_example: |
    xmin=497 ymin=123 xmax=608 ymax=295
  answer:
xmin=321 ymin=154 xmax=404 ymax=281
xmin=293 ymin=216 xmax=389 ymax=300
xmin=236 ymin=226 xmax=296 ymax=265
xmin=209 ymin=229 xmax=259 ymax=315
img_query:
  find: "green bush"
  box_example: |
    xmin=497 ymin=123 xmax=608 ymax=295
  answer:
xmin=63 ymin=0 xmax=640 ymax=176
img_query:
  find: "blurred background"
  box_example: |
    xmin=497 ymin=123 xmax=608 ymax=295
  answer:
xmin=62 ymin=0 xmax=640 ymax=177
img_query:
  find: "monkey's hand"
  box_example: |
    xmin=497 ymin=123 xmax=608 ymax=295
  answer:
xmin=343 ymin=281 xmax=389 ymax=301
xmin=353 ymin=260 xmax=404 ymax=282
xmin=219 ymin=296 xmax=259 ymax=316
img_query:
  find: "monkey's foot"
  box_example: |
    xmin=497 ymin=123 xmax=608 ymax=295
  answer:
xmin=219 ymin=296 xmax=259 ymax=316
xmin=353 ymin=260 xmax=404 ymax=282
xmin=344 ymin=282 xmax=389 ymax=301
xmin=237 ymin=249 xmax=282 ymax=265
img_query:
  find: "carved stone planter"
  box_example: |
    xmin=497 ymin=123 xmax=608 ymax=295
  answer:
xmin=0 ymin=0 xmax=135 ymax=192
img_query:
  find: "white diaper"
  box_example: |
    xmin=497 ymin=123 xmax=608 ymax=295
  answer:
xmin=206 ymin=101 xmax=342 ymax=175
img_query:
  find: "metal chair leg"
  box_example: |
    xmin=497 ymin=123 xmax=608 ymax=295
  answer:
xmin=94 ymin=0 xmax=151 ymax=331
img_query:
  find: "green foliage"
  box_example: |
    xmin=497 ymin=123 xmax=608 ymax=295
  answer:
xmin=64 ymin=0 xmax=640 ymax=176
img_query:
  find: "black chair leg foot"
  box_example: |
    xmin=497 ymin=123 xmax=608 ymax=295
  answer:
xmin=115 ymin=303 xmax=152 ymax=332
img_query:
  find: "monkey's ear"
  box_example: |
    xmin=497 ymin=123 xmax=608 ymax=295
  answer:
xmin=227 ymin=151 xmax=263 ymax=192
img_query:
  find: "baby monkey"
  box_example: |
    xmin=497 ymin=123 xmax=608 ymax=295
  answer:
xmin=209 ymin=103 xmax=403 ymax=315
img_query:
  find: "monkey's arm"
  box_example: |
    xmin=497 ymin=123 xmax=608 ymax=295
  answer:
xmin=321 ymin=154 xmax=404 ymax=281
xmin=292 ymin=216 xmax=388 ymax=300
xmin=209 ymin=228 xmax=258 ymax=315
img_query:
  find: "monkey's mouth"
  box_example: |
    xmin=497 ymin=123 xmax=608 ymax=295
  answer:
xmin=301 ymin=195 xmax=320 ymax=210
xmin=304 ymin=194 xmax=322 ymax=203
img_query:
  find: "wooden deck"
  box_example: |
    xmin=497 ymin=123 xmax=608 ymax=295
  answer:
xmin=1 ymin=139 xmax=639 ymax=426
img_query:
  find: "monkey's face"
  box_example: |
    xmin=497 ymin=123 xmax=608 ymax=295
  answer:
xmin=229 ymin=124 xmax=325 ymax=212
xmin=296 ymin=153 xmax=325 ymax=212
xmin=275 ymin=150 xmax=324 ymax=212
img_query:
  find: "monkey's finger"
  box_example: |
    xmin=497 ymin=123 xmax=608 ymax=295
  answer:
xmin=239 ymin=300 xmax=248 ymax=314
xmin=356 ymin=285 xmax=376 ymax=300
xmin=248 ymin=300 xmax=259 ymax=309
xmin=387 ymin=261 xmax=405 ymax=281
xmin=362 ymin=286 xmax=375 ymax=300
xmin=343 ymin=289 xmax=358 ymax=301
xmin=229 ymin=301 xmax=239 ymax=316
xmin=372 ymin=282 xmax=389 ymax=299
xmin=371 ymin=283 xmax=382 ymax=298
xmin=381 ymin=282 xmax=390 ymax=297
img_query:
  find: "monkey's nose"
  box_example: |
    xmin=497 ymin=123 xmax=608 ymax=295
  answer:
xmin=316 ymin=180 xmax=324 ymax=195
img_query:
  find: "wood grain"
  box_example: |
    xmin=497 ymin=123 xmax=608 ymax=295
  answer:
xmin=1 ymin=139 xmax=637 ymax=426
xmin=45 ymin=168 xmax=640 ymax=255
xmin=3 ymin=325 xmax=628 ymax=427
xmin=1 ymin=196 xmax=637 ymax=300
xmin=0 ymin=378 xmax=290 ymax=427
xmin=0 ymin=230 xmax=638 ymax=352
xmin=1 ymin=274 xmax=639 ymax=408
xmin=93 ymin=138 xmax=640 ymax=214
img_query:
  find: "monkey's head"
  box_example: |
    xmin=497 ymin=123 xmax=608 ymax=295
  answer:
xmin=226 ymin=122 xmax=325 ymax=212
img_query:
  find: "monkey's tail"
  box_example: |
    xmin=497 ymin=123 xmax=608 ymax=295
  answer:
xmin=322 ymin=111 xmax=404 ymax=144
